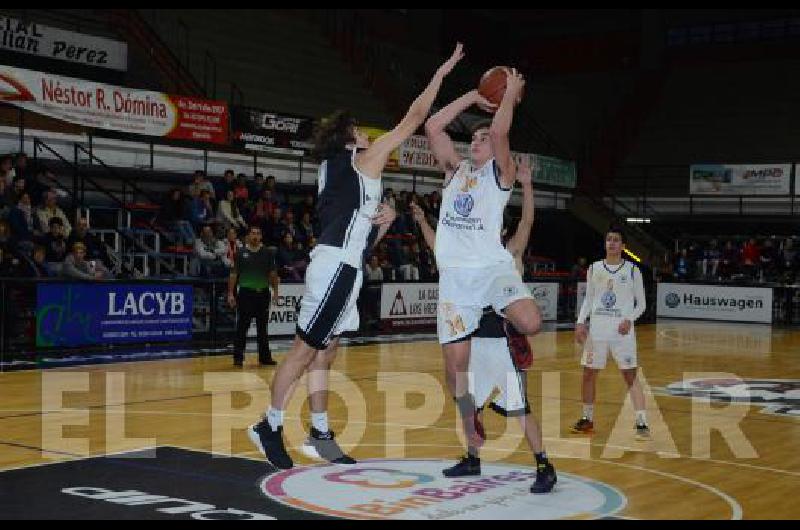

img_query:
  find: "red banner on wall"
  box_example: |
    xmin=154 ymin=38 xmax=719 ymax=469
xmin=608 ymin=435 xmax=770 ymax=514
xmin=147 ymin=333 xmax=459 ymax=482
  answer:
xmin=0 ymin=65 xmax=228 ymax=144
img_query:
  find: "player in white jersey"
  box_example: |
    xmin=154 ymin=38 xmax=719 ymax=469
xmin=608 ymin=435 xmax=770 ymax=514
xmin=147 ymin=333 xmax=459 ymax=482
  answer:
xmin=424 ymin=68 xmax=543 ymax=460
xmin=248 ymin=43 xmax=467 ymax=470
xmin=411 ymin=159 xmax=557 ymax=493
xmin=573 ymin=224 xmax=650 ymax=440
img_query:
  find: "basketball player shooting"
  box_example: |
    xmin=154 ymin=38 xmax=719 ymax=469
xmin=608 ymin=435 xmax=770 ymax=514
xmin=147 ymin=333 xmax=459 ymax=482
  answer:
xmin=424 ymin=67 xmax=543 ymax=471
xmin=411 ymin=157 xmax=557 ymax=493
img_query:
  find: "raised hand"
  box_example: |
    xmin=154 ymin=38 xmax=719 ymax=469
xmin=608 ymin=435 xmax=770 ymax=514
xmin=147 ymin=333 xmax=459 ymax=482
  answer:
xmin=371 ymin=202 xmax=397 ymax=227
xmin=504 ymin=67 xmax=526 ymax=104
xmin=516 ymin=156 xmax=533 ymax=186
xmin=438 ymin=42 xmax=465 ymax=77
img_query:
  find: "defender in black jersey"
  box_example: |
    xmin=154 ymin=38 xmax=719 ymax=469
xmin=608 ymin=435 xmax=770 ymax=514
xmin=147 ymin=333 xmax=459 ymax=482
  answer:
xmin=249 ymin=43 xmax=467 ymax=469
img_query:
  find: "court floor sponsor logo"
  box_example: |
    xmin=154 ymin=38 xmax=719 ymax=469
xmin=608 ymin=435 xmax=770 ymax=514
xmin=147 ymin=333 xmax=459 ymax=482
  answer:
xmin=261 ymin=459 xmax=626 ymax=520
xmin=63 ymin=487 xmax=274 ymax=520
xmin=656 ymin=378 xmax=800 ymax=417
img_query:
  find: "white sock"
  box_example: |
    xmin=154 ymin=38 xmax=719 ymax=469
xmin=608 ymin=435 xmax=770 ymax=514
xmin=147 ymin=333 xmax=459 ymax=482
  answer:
xmin=635 ymin=410 xmax=647 ymax=426
xmin=583 ymin=404 xmax=594 ymax=421
xmin=311 ymin=412 xmax=329 ymax=433
xmin=267 ymin=407 xmax=284 ymax=430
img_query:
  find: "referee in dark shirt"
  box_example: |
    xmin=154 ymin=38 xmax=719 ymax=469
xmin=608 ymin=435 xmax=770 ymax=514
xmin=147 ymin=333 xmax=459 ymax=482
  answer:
xmin=228 ymin=226 xmax=280 ymax=367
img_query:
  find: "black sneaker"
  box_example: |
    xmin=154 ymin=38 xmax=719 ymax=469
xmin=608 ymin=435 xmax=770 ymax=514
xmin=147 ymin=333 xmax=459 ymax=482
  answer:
xmin=248 ymin=418 xmax=293 ymax=469
xmin=301 ymin=427 xmax=357 ymax=464
xmin=442 ymin=455 xmax=481 ymax=478
xmin=635 ymin=423 xmax=652 ymax=441
xmin=233 ymin=359 xmax=244 ymax=368
xmin=530 ymin=462 xmax=557 ymax=494
xmin=571 ymin=417 xmax=594 ymax=434
xmin=259 ymin=359 xmax=277 ymax=366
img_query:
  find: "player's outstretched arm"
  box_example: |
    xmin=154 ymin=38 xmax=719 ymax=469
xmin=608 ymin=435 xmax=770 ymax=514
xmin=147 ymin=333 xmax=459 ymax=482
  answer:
xmin=410 ymin=202 xmax=436 ymax=250
xmin=489 ymin=68 xmax=525 ymax=188
xmin=356 ymin=43 xmax=465 ymax=179
xmin=506 ymin=157 xmax=534 ymax=258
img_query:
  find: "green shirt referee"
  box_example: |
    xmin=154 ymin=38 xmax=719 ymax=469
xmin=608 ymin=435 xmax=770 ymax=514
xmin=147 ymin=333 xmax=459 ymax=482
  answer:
xmin=228 ymin=226 xmax=280 ymax=367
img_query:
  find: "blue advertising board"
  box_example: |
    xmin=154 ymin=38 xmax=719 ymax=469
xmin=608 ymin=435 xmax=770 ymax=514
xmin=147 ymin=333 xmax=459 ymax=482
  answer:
xmin=36 ymin=283 xmax=193 ymax=347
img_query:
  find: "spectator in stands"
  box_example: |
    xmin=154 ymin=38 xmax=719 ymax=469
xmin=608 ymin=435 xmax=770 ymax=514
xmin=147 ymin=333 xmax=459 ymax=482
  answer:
xmin=7 ymin=176 xmax=27 ymax=206
xmin=276 ymin=232 xmax=306 ymax=281
xmin=42 ymin=217 xmax=68 ymax=264
xmin=63 ymin=242 xmax=112 ymax=280
xmin=365 ymin=254 xmax=383 ymax=281
xmin=380 ymin=256 xmax=395 ymax=281
xmin=655 ymin=252 xmax=674 ymax=282
xmin=249 ymin=173 xmax=266 ymax=199
xmin=30 ymin=168 xmax=53 ymax=205
xmin=570 ymin=257 xmax=588 ymax=280
xmin=263 ymin=206 xmax=286 ymax=247
xmin=741 ymin=238 xmax=761 ymax=280
xmin=700 ymin=240 xmax=721 ymax=280
xmin=17 ymin=244 xmax=53 ymax=278
xmin=383 ymin=188 xmax=396 ymax=209
xmin=428 ymin=190 xmax=441 ymax=220
xmin=760 ymin=238 xmax=780 ymax=282
xmin=0 ymin=220 xmax=11 ymax=255
xmin=8 ymin=192 xmax=40 ymax=251
xmin=293 ymin=193 xmax=316 ymax=222
xmin=264 ymin=175 xmax=286 ymax=207
xmin=307 ymin=236 xmax=317 ymax=253
xmin=218 ymin=189 xmax=248 ymax=234
xmin=720 ymin=240 xmax=740 ymax=279
xmin=283 ymin=209 xmax=299 ymax=241
xmin=158 ymin=188 xmax=195 ymax=245
xmin=215 ymin=169 xmax=237 ymax=201
xmin=0 ymin=245 xmax=19 ymax=277
xmin=190 ymin=189 xmax=215 ymax=229
xmin=249 ymin=189 xmax=278 ymax=229
xmin=0 ymin=155 xmax=13 ymax=187
xmin=294 ymin=239 xmax=310 ymax=270
xmin=68 ymin=217 xmax=108 ymax=266
xmin=233 ymin=174 xmax=250 ymax=202
xmin=416 ymin=240 xmax=436 ymax=281
xmin=193 ymin=224 xmax=227 ymax=277
xmin=674 ymin=248 xmax=692 ymax=280
xmin=397 ymin=243 xmax=419 ymax=280
xmin=36 ymin=190 xmax=72 ymax=238
xmin=13 ymin=153 xmax=28 ymax=181
xmin=189 ymin=170 xmax=215 ymax=198
xmin=781 ymin=238 xmax=798 ymax=280
xmin=221 ymin=227 xmax=243 ymax=270
xmin=0 ymin=176 xmax=8 ymax=219
xmin=297 ymin=211 xmax=316 ymax=245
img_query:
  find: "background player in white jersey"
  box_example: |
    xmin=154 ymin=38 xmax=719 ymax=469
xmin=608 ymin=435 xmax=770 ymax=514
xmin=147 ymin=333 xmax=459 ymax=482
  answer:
xmin=573 ymin=224 xmax=650 ymax=440
xmin=411 ymin=159 xmax=557 ymax=494
xmin=424 ymin=68 xmax=543 ymax=460
xmin=248 ymin=44 xmax=467 ymax=470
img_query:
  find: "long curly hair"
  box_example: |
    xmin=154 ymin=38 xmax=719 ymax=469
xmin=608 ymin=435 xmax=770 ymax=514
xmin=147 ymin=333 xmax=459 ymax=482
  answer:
xmin=312 ymin=110 xmax=357 ymax=162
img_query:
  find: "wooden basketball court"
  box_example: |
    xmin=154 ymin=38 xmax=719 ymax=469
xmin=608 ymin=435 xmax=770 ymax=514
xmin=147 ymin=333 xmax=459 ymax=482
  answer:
xmin=0 ymin=321 xmax=798 ymax=519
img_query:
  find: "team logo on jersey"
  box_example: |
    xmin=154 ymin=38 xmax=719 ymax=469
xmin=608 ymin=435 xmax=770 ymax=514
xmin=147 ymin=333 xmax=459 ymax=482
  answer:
xmin=459 ymin=174 xmax=479 ymax=192
xmin=453 ymin=193 xmax=475 ymax=217
xmin=655 ymin=378 xmax=800 ymax=417
xmin=601 ymin=279 xmax=616 ymax=309
xmin=242 ymin=252 xmax=250 ymax=258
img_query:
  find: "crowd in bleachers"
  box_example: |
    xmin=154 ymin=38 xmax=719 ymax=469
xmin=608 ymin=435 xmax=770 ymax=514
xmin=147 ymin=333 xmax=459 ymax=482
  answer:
xmin=656 ymin=238 xmax=800 ymax=284
xmin=2 ymin=156 xmax=564 ymax=283
xmin=0 ymin=152 xmax=112 ymax=279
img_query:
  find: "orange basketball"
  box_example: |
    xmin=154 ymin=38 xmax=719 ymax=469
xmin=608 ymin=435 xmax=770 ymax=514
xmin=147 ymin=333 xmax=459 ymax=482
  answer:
xmin=478 ymin=66 xmax=524 ymax=108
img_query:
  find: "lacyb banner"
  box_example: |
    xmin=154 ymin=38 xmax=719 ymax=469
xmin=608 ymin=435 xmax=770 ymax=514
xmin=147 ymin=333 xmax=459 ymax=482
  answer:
xmin=36 ymin=283 xmax=193 ymax=347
